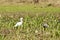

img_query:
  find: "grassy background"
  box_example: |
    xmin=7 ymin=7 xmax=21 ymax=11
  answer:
xmin=0 ymin=5 xmax=60 ymax=12
xmin=0 ymin=5 xmax=60 ymax=40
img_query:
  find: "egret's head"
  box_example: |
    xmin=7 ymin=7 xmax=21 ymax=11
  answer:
xmin=20 ymin=17 xmax=23 ymax=20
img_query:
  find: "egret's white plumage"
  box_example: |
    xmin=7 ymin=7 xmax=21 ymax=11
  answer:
xmin=14 ymin=18 xmax=23 ymax=27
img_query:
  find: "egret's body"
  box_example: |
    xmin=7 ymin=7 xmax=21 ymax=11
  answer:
xmin=15 ymin=22 xmax=22 ymax=27
xmin=14 ymin=18 xmax=23 ymax=27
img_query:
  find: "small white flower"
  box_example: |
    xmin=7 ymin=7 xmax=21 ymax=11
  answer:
xmin=54 ymin=20 xmax=57 ymax=22
xmin=35 ymin=30 xmax=38 ymax=33
xmin=10 ymin=15 xmax=13 ymax=18
xmin=46 ymin=32 xmax=50 ymax=35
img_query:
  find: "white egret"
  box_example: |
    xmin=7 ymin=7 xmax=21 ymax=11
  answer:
xmin=14 ymin=17 xmax=23 ymax=27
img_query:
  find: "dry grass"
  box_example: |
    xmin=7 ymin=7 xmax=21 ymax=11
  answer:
xmin=0 ymin=2 xmax=60 ymax=40
xmin=0 ymin=0 xmax=60 ymax=7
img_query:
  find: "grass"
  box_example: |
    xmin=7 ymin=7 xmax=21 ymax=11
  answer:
xmin=0 ymin=5 xmax=60 ymax=40
xmin=0 ymin=5 xmax=60 ymax=13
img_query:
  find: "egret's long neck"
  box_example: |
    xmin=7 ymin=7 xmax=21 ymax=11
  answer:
xmin=20 ymin=19 xmax=23 ymax=22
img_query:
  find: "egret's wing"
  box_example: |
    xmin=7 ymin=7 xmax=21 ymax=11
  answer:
xmin=14 ymin=22 xmax=18 ymax=27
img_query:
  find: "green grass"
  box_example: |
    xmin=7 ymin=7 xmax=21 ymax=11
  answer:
xmin=0 ymin=5 xmax=60 ymax=13
xmin=0 ymin=12 xmax=60 ymax=40
xmin=0 ymin=5 xmax=60 ymax=40
xmin=0 ymin=35 xmax=3 ymax=40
